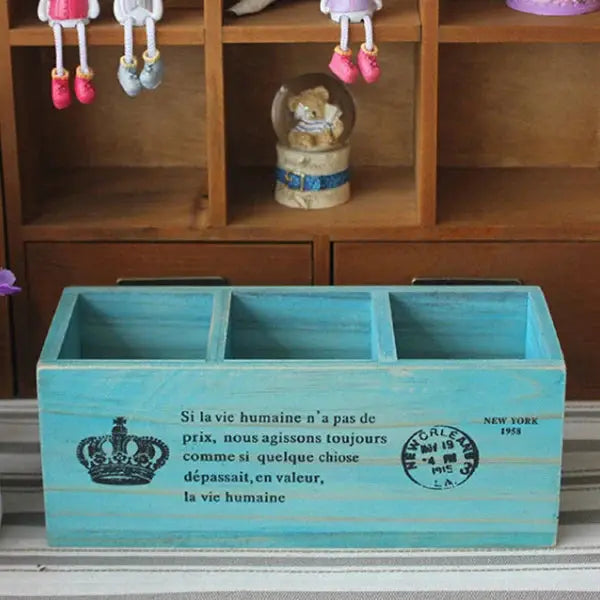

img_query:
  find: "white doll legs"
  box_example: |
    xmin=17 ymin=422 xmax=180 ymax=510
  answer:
xmin=50 ymin=21 xmax=95 ymax=109
xmin=117 ymin=15 xmax=163 ymax=96
xmin=329 ymin=11 xmax=381 ymax=84
xmin=139 ymin=16 xmax=163 ymax=90
xmin=124 ymin=17 xmax=134 ymax=64
xmin=339 ymin=15 xmax=350 ymax=51
xmin=121 ymin=17 xmax=156 ymax=63
xmin=146 ymin=16 xmax=157 ymax=59
xmin=363 ymin=14 xmax=374 ymax=51
xmin=76 ymin=21 xmax=90 ymax=74
xmin=337 ymin=14 xmax=374 ymax=52
xmin=53 ymin=23 xmax=65 ymax=76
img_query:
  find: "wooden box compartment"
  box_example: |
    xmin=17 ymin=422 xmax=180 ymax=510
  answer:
xmin=38 ymin=285 xmax=565 ymax=548
xmin=58 ymin=291 xmax=214 ymax=360
xmin=438 ymin=42 xmax=600 ymax=229
xmin=224 ymin=42 xmax=421 ymax=230
xmin=390 ymin=290 xmax=537 ymax=359
xmin=11 ymin=42 xmax=208 ymax=238
xmin=226 ymin=291 xmax=373 ymax=360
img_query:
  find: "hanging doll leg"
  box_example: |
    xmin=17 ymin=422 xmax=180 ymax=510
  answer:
xmin=51 ymin=23 xmax=71 ymax=110
xmin=74 ymin=21 xmax=96 ymax=104
xmin=118 ymin=17 xmax=143 ymax=97
xmin=140 ymin=16 xmax=164 ymax=90
xmin=357 ymin=15 xmax=380 ymax=83
xmin=328 ymin=15 xmax=358 ymax=85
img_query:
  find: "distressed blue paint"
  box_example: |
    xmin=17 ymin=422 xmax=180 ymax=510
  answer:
xmin=37 ymin=286 xmax=566 ymax=549
xmin=390 ymin=291 xmax=531 ymax=359
xmin=226 ymin=291 xmax=372 ymax=360
xmin=57 ymin=290 xmax=214 ymax=360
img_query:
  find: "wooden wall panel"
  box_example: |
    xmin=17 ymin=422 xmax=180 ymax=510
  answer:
xmin=439 ymin=44 xmax=600 ymax=167
xmin=39 ymin=46 xmax=206 ymax=168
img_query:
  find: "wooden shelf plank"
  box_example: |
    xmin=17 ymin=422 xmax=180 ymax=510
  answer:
xmin=440 ymin=0 xmax=600 ymax=43
xmin=438 ymin=167 xmax=600 ymax=227
xmin=23 ymin=167 xmax=208 ymax=240
xmin=229 ymin=166 xmax=419 ymax=231
xmin=223 ymin=0 xmax=420 ymax=43
xmin=9 ymin=8 xmax=204 ymax=46
xmin=21 ymin=167 xmax=600 ymax=242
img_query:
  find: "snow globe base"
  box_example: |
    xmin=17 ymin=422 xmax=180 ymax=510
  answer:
xmin=275 ymin=144 xmax=351 ymax=210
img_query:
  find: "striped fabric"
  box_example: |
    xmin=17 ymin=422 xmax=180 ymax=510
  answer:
xmin=1 ymin=400 xmax=600 ymax=597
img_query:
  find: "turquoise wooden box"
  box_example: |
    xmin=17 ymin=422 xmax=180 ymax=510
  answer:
xmin=37 ymin=285 xmax=566 ymax=549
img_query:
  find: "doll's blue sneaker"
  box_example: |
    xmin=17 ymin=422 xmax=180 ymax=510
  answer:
xmin=140 ymin=50 xmax=163 ymax=90
xmin=118 ymin=56 xmax=142 ymax=97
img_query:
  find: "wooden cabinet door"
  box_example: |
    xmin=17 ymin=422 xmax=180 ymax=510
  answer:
xmin=334 ymin=241 xmax=600 ymax=400
xmin=22 ymin=242 xmax=313 ymax=396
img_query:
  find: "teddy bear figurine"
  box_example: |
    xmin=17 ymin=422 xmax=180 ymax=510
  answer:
xmin=321 ymin=0 xmax=382 ymax=84
xmin=37 ymin=0 xmax=100 ymax=110
xmin=287 ymin=86 xmax=344 ymax=151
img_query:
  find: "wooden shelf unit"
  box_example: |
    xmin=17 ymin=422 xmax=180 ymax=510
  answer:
xmin=1 ymin=0 xmax=600 ymax=398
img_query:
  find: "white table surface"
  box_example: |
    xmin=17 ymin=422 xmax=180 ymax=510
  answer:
xmin=0 ymin=400 xmax=599 ymax=598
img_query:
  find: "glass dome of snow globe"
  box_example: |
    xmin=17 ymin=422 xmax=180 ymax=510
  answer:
xmin=271 ymin=72 xmax=356 ymax=152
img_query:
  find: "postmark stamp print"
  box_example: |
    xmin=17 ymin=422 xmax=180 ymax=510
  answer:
xmin=401 ymin=426 xmax=479 ymax=490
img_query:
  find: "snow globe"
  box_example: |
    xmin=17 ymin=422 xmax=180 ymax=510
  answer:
xmin=271 ymin=72 xmax=356 ymax=210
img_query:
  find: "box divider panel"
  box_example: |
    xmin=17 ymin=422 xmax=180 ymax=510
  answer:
xmin=526 ymin=290 xmax=564 ymax=362
xmin=371 ymin=291 xmax=398 ymax=362
xmin=39 ymin=290 xmax=81 ymax=362
xmin=206 ymin=289 xmax=232 ymax=362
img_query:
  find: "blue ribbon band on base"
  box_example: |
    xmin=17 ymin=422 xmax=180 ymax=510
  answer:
xmin=276 ymin=167 xmax=350 ymax=192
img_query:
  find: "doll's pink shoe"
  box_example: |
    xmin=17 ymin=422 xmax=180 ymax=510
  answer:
xmin=74 ymin=66 xmax=96 ymax=105
xmin=329 ymin=46 xmax=359 ymax=84
xmin=51 ymin=69 xmax=71 ymax=110
xmin=358 ymin=43 xmax=381 ymax=84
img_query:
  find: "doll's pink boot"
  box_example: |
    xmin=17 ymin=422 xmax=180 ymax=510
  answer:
xmin=74 ymin=66 xmax=96 ymax=105
xmin=358 ymin=43 xmax=381 ymax=84
xmin=51 ymin=69 xmax=71 ymax=110
xmin=329 ymin=46 xmax=359 ymax=84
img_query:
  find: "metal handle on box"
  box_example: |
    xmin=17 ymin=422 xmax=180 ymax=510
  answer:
xmin=411 ymin=277 xmax=523 ymax=286
xmin=116 ymin=277 xmax=229 ymax=286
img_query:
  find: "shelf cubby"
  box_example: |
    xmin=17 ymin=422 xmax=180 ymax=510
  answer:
xmin=440 ymin=0 xmax=600 ymax=43
xmin=222 ymin=0 xmax=420 ymax=44
xmin=12 ymin=44 xmax=208 ymax=240
xmin=437 ymin=42 xmax=600 ymax=230
xmin=224 ymin=41 xmax=422 ymax=233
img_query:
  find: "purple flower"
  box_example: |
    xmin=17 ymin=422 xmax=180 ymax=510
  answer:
xmin=0 ymin=269 xmax=21 ymax=296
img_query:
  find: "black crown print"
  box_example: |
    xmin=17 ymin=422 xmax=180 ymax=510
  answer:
xmin=76 ymin=417 xmax=169 ymax=486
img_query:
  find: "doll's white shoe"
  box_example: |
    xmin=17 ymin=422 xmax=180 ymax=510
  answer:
xmin=139 ymin=50 xmax=163 ymax=90
xmin=118 ymin=56 xmax=142 ymax=97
